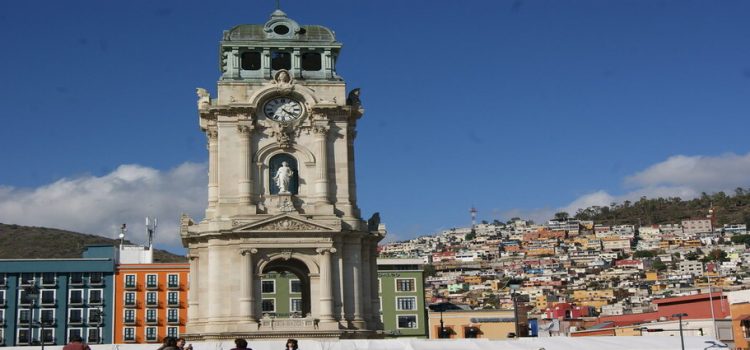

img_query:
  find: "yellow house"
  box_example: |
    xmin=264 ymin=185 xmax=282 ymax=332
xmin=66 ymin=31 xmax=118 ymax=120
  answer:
xmin=427 ymin=308 xmax=523 ymax=339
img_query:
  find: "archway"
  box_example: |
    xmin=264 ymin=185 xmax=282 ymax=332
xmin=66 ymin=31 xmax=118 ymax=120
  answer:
xmin=259 ymin=258 xmax=311 ymax=317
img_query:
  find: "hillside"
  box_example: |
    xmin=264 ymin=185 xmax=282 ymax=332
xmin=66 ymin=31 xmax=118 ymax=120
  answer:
xmin=571 ymin=188 xmax=750 ymax=227
xmin=0 ymin=223 xmax=186 ymax=262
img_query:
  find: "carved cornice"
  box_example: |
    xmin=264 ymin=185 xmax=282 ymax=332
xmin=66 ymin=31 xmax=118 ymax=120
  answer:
xmin=240 ymin=248 xmax=258 ymax=256
xmin=315 ymin=247 xmax=337 ymax=255
xmin=257 ymin=218 xmax=321 ymax=231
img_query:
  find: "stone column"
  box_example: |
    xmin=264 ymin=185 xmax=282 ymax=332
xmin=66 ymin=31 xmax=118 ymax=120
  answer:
xmin=350 ymin=240 xmax=365 ymax=327
xmin=237 ymin=124 xmax=253 ymax=206
xmin=239 ymin=249 xmax=258 ymax=323
xmin=316 ymin=247 xmax=337 ymax=323
xmin=360 ymin=243 xmax=372 ymax=328
xmin=187 ymin=254 xmax=200 ymax=323
xmin=207 ymin=239 xmax=222 ymax=323
xmin=206 ymin=128 xmax=219 ymax=218
xmin=369 ymin=239 xmax=381 ymax=328
xmin=312 ymin=122 xmax=330 ymax=205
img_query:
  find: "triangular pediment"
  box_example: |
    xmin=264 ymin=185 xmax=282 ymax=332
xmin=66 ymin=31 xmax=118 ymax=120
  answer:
xmin=232 ymin=214 xmax=336 ymax=232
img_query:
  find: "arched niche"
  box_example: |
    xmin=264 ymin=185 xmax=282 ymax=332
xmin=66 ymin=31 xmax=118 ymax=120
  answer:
xmin=269 ymin=154 xmax=299 ymax=195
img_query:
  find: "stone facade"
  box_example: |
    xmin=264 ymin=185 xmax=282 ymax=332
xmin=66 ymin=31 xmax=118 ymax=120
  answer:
xmin=180 ymin=10 xmax=385 ymax=339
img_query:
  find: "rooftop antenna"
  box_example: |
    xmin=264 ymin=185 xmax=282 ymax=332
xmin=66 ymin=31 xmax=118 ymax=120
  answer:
xmin=146 ymin=217 xmax=157 ymax=249
xmin=118 ymin=224 xmax=127 ymax=248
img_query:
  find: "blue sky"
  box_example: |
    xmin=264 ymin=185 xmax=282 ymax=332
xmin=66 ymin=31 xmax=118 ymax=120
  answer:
xmin=1 ymin=1 xmax=749 ymax=252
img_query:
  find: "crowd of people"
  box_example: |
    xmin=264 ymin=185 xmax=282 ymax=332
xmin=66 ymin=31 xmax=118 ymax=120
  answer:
xmin=63 ymin=333 xmax=300 ymax=350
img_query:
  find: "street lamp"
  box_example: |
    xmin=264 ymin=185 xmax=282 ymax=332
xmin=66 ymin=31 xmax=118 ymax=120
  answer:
xmin=23 ymin=286 xmax=40 ymax=348
xmin=673 ymin=313 xmax=688 ymax=350
xmin=94 ymin=307 xmax=104 ymax=344
xmin=428 ymin=302 xmax=451 ymax=339
xmin=508 ymin=279 xmax=523 ymax=338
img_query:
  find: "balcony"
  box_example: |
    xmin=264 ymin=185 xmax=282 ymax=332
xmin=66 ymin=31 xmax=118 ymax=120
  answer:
xmin=124 ymin=317 xmax=136 ymax=326
xmin=124 ymin=300 xmax=138 ymax=308
xmin=167 ymin=317 xmax=180 ymax=325
xmin=124 ymin=282 xmax=137 ymax=291
xmin=146 ymin=300 xmax=159 ymax=308
xmin=168 ymin=282 xmax=180 ymax=290
xmin=124 ymin=336 xmax=136 ymax=343
xmin=167 ymin=300 xmax=180 ymax=307
xmin=145 ymin=317 xmax=158 ymax=325
xmin=146 ymin=283 xmax=159 ymax=291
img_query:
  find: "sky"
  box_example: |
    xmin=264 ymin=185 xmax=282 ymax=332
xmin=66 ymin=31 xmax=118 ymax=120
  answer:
xmin=0 ymin=0 xmax=749 ymax=253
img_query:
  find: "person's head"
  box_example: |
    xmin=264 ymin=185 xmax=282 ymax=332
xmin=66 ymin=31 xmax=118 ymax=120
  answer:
xmin=286 ymin=339 xmax=298 ymax=350
xmin=234 ymin=338 xmax=248 ymax=349
xmin=281 ymin=161 xmax=288 ymax=166
xmin=163 ymin=336 xmax=177 ymax=347
xmin=176 ymin=338 xmax=186 ymax=348
xmin=70 ymin=335 xmax=83 ymax=343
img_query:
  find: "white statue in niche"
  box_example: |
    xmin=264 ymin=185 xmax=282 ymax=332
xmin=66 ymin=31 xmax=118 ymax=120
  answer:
xmin=273 ymin=161 xmax=294 ymax=194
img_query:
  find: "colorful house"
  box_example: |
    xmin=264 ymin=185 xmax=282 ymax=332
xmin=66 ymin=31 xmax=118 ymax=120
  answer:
xmin=113 ymin=263 xmax=189 ymax=343
xmin=0 ymin=245 xmax=116 ymax=346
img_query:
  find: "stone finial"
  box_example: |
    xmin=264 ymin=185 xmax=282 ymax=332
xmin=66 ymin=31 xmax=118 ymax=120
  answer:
xmin=196 ymin=88 xmax=211 ymax=110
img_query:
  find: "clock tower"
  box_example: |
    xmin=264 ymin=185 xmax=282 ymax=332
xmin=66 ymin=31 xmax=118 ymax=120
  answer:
xmin=180 ymin=9 xmax=385 ymax=339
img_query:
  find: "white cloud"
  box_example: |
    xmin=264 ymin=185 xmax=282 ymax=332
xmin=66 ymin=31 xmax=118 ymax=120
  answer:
xmin=562 ymin=152 xmax=750 ymax=216
xmin=0 ymin=163 xmax=207 ymax=253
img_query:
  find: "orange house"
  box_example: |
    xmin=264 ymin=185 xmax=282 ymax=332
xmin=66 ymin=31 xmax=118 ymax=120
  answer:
xmin=114 ymin=263 xmax=189 ymax=343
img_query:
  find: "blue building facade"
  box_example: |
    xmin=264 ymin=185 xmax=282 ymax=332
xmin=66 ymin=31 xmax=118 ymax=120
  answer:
xmin=0 ymin=245 xmax=116 ymax=346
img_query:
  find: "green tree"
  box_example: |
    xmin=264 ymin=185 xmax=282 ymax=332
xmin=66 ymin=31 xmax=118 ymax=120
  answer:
xmin=554 ymin=212 xmax=570 ymax=221
xmin=633 ymin=250 xmax=657 ymax=258
xmin=652 ymin=258 xmax=667 ymax=271
xmin=702 ymin=249 xmax=728 ymax=263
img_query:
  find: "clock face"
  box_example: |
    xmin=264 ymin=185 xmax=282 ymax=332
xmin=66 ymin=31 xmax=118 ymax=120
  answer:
xmin=263 ymin=97 xmax=304 ymax=122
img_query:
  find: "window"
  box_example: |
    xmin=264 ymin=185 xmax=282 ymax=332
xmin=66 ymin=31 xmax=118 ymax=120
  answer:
xmin=168 ymin=274 xmax=179 ymax=289
xmin=146 ymin=291 xmax=158 ymax=306
xmin=41 ymin=273 xmax=56 ymax=286
xmin=167 ymin=308 xmax=179 ymax=323
xmin=18 ymin=329 xmax=30 ymax=344
xmin=88 ymin=308 xmax=102 ymax=325
xmin=89 ymin=272 xmax=103 ymax=285
xmin=145 ymin=327 xmax=158 ymax=342
xmin=262 ymin=280 xmax=275 ymax=294
xmin=41 ymin=290 xmax=55 ymax=305
xmin=69 ymin=290 xmax=84 ymax=305
xmin=40 ymin=309 xmax=55 ymax=325
xmin=146 ymin=309 xmax=157 ymax=324
xmin=396 ymin=297 xmax=416 ymax=310
xmin=271 ymin=51 xmax=291 ymax=70
xmin=167 ymin=291 xmax=179 ymax=306
xmin=89 ymin=289 xmax=103 ymax=305
xmin=290 ymin=298 xmax=302 ymax=313
xmin=0 ymin=273 xmax=5 ymax=286
xmin=123 ymin=327 xmax=135 ymax=342
xmin=69 ymin=309 xmax=83 ymax=324
xmin=301 ymin=52 xmax=321 ymax=71
xmin=396 ymin=278 xmax=415 ymax=292
xmin=167 ymin=326 xmax=178 ymax=338
xmin=125 ymin=292 xmax=136 ymax=306
xmin=146 ymin=274 xmax=158 ymax=289
xmin=20 ymin=273 xmax=34 ymax=286
xmin=125 ymin=274 xmax=136 ymax=289
xmin=70 ymin=272 xmax=84 ymax=285
xmin=41 ymin=328 xmax=54 ymax=344
xmin=87 ymin=328 xmax=100 ymax=343
xmin=261 ymin=299 xmax=275 ymax=313
xmin=18 ymin=309 xmax=31 ymax=325
xmin=68 ymin=329 xmax=82 ymax=343
xmin=19 ymin=289 xmax=33 ymax=306
xmin=273 ymin=25 xmax=289 ymax=35
xmin=241 ymin=52 xmax=261 ymax=70
xmin=0 ymin=290 xmax=5 ymax=306
xmin=0 ymin=309 xmax=4 ymax=325
xmin=378 ymin=278 xmax=382 ymax=293
xmin=290 ymin=280 xmax=301 ymax=293
xmin=124 ymin=309 xmax=135 ymax=324
xmin=397 ymin=315 xmax=418 ymax=329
